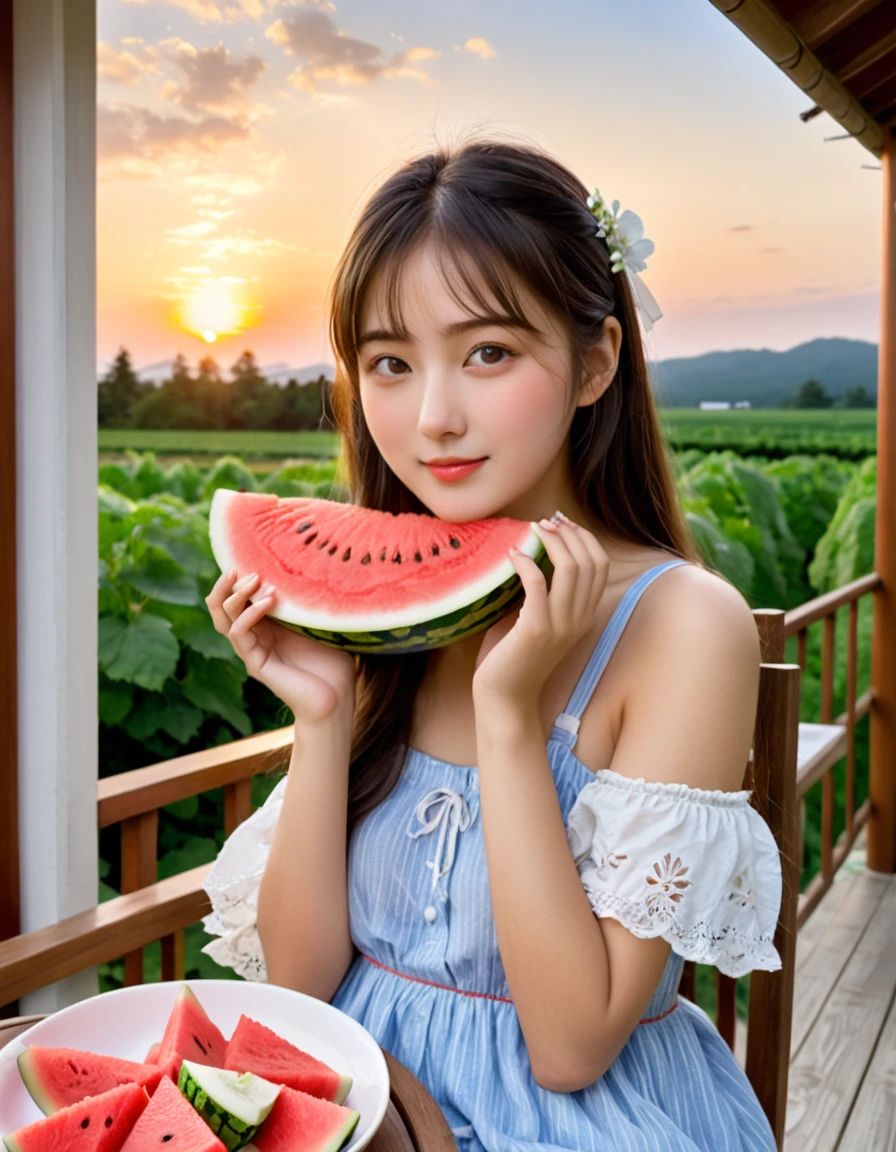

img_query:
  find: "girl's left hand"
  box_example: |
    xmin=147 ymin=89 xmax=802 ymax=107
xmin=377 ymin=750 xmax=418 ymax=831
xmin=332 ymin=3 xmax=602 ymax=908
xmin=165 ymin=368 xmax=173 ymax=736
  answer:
xmin=472 ymin=512 xmax=611 ymax=707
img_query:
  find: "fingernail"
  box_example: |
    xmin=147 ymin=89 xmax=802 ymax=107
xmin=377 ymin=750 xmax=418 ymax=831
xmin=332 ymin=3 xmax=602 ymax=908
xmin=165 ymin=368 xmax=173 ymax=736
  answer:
xmin=260 ymin=583 xmax=275 ymax=598
xmin=559 ymin=513 xmax=577 ymax=527
xmin=537 ymin=518 xmax=558 ymax=532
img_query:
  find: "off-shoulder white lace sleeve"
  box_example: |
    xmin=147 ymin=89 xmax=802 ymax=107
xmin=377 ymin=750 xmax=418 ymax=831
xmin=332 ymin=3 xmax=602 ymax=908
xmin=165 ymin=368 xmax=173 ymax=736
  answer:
xmin=200 ymin=775 xmax=288 ymax=981
xmin=565 ymin=768 xmax=782 ymax=979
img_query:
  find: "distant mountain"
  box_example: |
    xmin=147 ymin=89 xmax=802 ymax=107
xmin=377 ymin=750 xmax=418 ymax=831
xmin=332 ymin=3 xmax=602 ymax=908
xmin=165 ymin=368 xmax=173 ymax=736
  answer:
xmin=260 ymin=362 xmax=334 ymax=386
xmin=127 ymin=338 xmax=874 ymax=408
xmin=650 ymin=337 xmax=877 ymax=408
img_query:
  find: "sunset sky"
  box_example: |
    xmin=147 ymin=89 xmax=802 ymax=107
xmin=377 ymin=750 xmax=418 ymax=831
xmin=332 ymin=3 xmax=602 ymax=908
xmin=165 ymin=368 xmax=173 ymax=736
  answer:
xmin=96 ymin=0 xmax=882 ymax=379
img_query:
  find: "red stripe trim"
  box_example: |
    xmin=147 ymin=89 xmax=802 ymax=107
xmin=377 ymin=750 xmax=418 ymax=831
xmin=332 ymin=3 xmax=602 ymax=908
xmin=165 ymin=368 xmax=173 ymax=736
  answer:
xmin=359 ymin=953 xmax=680 ymax=1024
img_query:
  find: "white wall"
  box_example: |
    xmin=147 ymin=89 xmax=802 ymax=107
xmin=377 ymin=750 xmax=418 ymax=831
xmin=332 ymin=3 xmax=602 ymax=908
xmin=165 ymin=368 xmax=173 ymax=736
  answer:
xmin=14 ymin=0 xmax=98 ymax=1011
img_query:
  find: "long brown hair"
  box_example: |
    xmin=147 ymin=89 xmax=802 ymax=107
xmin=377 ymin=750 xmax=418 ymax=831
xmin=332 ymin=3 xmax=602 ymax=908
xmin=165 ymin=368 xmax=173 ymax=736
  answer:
xmin=326 ymin=138 xmax=702 ymax=838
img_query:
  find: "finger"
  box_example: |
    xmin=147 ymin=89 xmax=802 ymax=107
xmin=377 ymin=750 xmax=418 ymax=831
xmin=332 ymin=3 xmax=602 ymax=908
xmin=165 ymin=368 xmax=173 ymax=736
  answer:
xmin=229 ymin=592 xmax=275 ymax=639
xmin=559 ymin=518 xmax=610 ymax=613
xmin=222 ymin=572 xmax=262 ymax=623
xmin=534 ymin=519 xmax=579 ymax=626
xmin=205 ymin=568 xmax=238 ymax=633
xmin=552 ymin=520 xmax=597 ymax=623
xmin=510 ymin=546 xmax=550 ymax=634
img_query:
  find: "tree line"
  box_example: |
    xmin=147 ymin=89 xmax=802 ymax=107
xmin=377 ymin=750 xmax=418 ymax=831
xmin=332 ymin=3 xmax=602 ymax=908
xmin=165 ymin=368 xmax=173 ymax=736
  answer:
xmin=98 ymin=348 xmax=337 ymax=431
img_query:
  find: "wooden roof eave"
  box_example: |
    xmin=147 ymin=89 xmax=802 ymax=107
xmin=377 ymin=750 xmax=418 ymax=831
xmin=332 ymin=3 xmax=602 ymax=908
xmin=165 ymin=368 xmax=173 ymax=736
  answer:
xmin=709 ymin=0 xmax=886 ymax=158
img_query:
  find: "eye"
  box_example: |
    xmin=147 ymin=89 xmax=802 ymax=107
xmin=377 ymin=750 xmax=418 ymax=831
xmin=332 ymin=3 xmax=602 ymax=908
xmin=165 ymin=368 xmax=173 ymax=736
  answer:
xmin=370 ymin=355 xmax=410 ymax=378
xmin=467 ymin=344 xmax=513 ymax=368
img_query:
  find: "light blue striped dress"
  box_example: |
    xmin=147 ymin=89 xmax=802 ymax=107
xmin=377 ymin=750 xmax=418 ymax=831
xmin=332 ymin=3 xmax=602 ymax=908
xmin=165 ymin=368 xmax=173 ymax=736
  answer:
xmin=203 ymin=558 xmax=783 ymax=1151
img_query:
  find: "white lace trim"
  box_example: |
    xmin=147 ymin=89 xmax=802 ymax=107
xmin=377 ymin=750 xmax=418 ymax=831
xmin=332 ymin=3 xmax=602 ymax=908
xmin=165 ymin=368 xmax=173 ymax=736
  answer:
xmin=566 ymin=774 xmax=784 ymax=979
xmin=581 ymin=889 xmax=781 ymax=979
xmin=199 ymin=776 xmax=289 ymax=982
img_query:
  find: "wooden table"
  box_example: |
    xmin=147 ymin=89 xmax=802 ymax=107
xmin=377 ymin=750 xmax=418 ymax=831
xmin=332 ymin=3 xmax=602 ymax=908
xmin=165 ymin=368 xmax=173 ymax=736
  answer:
xmin=0 ymin=1016 xmax=456 ymax=1151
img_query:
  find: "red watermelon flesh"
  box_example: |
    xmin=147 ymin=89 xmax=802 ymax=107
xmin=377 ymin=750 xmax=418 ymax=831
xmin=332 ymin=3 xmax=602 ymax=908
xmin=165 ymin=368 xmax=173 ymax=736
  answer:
xmin=225 ymin=1016 xmax=352 ymax=1105
xmin=208 ymin=491 xmax=549 ymax=654
xmin=17 ymin=1047 xmax=165 ymax=1114
xmin=118 ymin=1076 xmax=227 ymax=1152
xmin=156 ymin=986 xmax=228 ymax=1084
xmin=143 ymin=1043 xmax=160 ymax=1065
xmin=248 ymin=1086 xmax=360 ymax=1152
xmin=2 ymin=1083 xmax=150 ymax=1152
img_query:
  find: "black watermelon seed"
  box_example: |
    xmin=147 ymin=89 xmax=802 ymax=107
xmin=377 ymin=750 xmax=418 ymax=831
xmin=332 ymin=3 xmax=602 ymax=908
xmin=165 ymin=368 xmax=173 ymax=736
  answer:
xmin=329 ymin=544 xmax=338 ymax=555
xmin=81 ymin=1118 xmax=90 ymax=1129
xmin=392 ymin=552 xmax=402 ymax=563
xmin=431 ymin=544 xmax=440 ymax=556
xmin=342 ymin=548 xmax=352 ymax=561
xmin=297 ymin=522 xmax=312 ymax=533
xmin=194 ymin=1036 xmax=208 ymax=1055
xmin=162 ymin=1136 xmax=174 ymax=1143
xmin=379 ymin=549 xmax=386 ymax=561
xmin=317 ymin=539 xmax=329 ymax=549
xmin=105 ymin=1116 xmax=113 ymax=1128
xmin=449 ymin=536 xmax=461 ymax=549
xmin=304 ymin=532 xmax=318 ymax=545
xmin=414 ymin=551 xmax=422 ymax=562
xmin=361 ymin=553 xmax=371 ymax=564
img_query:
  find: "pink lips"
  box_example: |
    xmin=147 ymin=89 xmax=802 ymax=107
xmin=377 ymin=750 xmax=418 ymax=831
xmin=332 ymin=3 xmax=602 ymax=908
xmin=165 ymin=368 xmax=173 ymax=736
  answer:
xmin=425 ymin=458 xmax=487 ymax=482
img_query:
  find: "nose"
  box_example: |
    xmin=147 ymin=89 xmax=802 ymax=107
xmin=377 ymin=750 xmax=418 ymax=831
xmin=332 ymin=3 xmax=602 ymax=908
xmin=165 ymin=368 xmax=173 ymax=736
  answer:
xmin=416 ymin=370 xmax=467 ymax=441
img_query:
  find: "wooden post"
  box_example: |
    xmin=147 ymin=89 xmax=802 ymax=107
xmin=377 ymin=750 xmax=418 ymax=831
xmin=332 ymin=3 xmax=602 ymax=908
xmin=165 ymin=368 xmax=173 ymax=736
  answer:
xmin=0 ymin=0 xmax=20 ymax=993
xmin=14 ymin=0 xmax=98 ymax=1011
xmin=869 ymin=126 xmax=896 ymax=874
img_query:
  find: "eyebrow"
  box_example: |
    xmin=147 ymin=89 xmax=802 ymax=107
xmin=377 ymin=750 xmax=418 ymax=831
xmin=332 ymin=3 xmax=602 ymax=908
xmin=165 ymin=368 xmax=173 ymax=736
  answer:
xmin=357 ymin=315 xmax=534 ymax=351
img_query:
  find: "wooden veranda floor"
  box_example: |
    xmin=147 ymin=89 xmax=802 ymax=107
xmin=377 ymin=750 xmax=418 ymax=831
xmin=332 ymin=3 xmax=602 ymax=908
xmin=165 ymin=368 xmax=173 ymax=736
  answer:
xmin=740 ymin=829 xmax=896 ymax=1149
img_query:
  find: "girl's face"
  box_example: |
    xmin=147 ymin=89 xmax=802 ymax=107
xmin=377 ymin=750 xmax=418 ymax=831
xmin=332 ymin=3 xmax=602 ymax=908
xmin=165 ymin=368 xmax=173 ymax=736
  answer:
xmin=357 ymin=240 xmax=620 ymax=524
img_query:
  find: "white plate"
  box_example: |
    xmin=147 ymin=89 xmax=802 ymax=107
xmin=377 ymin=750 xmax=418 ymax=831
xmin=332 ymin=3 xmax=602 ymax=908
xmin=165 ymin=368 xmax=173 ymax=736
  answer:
xmin=0 ymin=979 xmax=389 ymax=1150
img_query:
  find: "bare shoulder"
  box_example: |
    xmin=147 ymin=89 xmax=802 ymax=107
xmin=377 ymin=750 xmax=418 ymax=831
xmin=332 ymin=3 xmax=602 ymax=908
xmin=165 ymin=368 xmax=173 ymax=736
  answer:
xmin=608 ymin=560 xmax=761 ymax=794
xmin=630 ymin=559 xmax=761 ymax=662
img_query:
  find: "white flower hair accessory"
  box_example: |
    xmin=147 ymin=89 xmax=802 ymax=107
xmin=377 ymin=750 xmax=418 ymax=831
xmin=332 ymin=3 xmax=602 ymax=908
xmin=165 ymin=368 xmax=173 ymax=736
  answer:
xmin=587 ymin=189 xmax=663 ymax=332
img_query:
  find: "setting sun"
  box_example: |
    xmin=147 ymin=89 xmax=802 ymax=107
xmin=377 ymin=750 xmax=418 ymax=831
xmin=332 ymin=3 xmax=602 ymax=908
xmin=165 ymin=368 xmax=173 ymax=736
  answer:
xmin=179 ymin=281 xmax=246 ymax=344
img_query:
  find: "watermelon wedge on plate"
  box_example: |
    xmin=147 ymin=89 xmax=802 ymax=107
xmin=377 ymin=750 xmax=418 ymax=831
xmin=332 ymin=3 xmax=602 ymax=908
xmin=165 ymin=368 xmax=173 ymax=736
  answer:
xmin=16 ymin=1047 xmax=164 ymax=1114
xmin=2 ymin=1083 xmax=150 ymax=1152
xmin=225 ymin=1016 xmax=351 ymax=1104
xmin=245 ymin=1086 xmax=360 ymax=1152
xmin=208 ymin=492 xmax=552 ymax=654
xmin=119 ymin=1077 xmax=227 ymax=1152
xmin=155 ymin=986 xmax=228 ymax=1084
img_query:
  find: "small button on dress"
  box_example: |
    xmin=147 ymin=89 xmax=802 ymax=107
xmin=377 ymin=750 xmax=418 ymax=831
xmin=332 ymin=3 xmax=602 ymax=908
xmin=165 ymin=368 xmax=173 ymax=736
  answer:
xmin=202 ymin=558 xmax=781 ymax=1151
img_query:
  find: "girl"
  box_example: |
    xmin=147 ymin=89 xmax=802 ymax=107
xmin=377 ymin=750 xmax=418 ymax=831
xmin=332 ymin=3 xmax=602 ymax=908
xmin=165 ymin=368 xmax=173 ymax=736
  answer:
xmin=202 ymin=138 xmax=783 ymax=1151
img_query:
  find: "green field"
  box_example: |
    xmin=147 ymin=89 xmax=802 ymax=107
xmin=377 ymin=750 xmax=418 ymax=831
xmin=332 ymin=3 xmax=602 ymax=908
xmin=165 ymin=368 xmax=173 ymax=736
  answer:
xmin=98 ymin=428 xmax=341 ymax=461
xmin=98 ymin=408 xmax=878 ymax=464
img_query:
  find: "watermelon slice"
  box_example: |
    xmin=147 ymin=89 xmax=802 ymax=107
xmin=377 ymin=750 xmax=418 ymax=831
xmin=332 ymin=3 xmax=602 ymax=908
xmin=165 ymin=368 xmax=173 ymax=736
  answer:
xmin=225 ymin=1016 xmax=351 ymax=1104
xmin=156 ymin=985 xmax=228 ymax=1083
xmin=178 ymin=1061 xmax=280 ymax=1150
xmin=143 ymin=1043 xmax=160 ymax=1065
xmin=208 ymin=491 xmax=552 ymax=653
xmin=17 ymin=1047 xmax=165 ymax=1114
xmin=119 ymin=1076 xmax=227 ymax=1152
xmin=2 ymin=1083 xmax=150 ymax=1152
xmin=247 ymin=1086 xmax=360 ymax=1152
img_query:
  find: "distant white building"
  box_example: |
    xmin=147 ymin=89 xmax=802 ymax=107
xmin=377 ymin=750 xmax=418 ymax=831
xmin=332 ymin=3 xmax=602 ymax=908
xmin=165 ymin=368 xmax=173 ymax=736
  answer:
xmin=698 ymin=400 xmax=752 ymax=410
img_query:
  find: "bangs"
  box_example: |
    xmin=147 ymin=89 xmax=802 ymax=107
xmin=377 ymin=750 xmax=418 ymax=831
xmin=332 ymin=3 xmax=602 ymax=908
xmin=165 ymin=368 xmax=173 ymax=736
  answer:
xmin=348 ymin=220 xmax=555 ymax=361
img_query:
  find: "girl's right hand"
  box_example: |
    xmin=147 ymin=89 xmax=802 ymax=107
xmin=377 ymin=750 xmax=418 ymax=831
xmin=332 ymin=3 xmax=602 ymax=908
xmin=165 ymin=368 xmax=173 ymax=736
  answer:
xmin=206 ymin=569 xmax=358 ymax=726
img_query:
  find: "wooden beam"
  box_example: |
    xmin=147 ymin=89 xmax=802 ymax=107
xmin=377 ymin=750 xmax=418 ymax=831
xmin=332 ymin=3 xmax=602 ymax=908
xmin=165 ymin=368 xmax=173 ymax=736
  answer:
xmin=708 ymin=0 xmax=885 ymax=157
xmin=869 ymin=126 xmax=896 ymax=872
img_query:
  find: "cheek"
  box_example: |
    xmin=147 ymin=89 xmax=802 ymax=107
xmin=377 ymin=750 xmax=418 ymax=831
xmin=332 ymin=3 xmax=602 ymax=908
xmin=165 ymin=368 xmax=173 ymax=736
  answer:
xmin=359 ymin=382 xmax=413 ymax=451
xmin=489 ymin=366 xmax=569 ymax=447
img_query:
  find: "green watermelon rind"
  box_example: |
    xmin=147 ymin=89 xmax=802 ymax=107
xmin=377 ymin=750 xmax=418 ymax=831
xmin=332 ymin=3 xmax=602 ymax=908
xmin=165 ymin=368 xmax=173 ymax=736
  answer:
xmin=209 ymin=490 xmax=553 ymax=648
xmin=15 ymin=1050 xmax=56 ymax=1117
xmin=177 ymin=1062 xmax=278 ymax=1151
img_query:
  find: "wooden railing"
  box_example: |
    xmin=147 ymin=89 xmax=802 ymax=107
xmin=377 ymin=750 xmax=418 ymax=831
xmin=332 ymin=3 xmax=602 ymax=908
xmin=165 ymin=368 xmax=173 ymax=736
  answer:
xmin=0 ymin=575 xmax=882 ymax=1020
xmin=782 ymin=572 xmax=881 ymax=927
